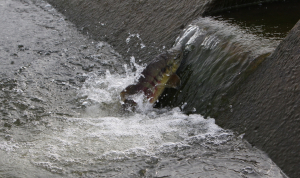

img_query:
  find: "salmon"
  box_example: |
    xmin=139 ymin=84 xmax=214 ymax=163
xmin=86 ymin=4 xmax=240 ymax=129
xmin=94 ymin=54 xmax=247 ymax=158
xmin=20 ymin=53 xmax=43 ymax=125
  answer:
xmin=120 ymin=45 xmax=184 ymax=107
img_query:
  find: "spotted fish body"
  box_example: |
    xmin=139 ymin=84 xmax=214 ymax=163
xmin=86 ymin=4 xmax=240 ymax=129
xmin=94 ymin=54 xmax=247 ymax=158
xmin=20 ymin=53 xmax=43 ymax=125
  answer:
xmin=120 ymin=45 xmax=183 ymax=106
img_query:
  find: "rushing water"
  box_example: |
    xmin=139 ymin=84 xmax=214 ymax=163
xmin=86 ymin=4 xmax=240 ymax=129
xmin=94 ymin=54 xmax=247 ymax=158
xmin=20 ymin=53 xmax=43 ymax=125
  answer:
xmin=0 ymin=60 xmax=287 ymax=177
xmin=0 ymin=0 xmax=289 ymax=177
xmin=157 ymin=17 xmax=280 ymax=117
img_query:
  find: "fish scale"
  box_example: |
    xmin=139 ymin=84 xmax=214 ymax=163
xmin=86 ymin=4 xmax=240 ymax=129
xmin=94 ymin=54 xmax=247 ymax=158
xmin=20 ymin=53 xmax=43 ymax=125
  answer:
xmin=120 ymin=45 xmax=184 ymax=107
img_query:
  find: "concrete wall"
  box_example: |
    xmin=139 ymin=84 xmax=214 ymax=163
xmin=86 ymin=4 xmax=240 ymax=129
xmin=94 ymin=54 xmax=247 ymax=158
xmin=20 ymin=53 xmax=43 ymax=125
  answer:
xmin=217 ymin=20 xmax=300 ymax=178
xmin=45 ymin=0 xmax=208 ymax=62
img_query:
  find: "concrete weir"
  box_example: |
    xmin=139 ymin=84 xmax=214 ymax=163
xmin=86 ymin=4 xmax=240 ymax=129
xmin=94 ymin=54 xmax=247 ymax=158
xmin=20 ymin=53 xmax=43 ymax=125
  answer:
xmin=45 ymin=0 xmax=300 ymax=177
xmin=219 ymin=20 xmax=300 ymax=178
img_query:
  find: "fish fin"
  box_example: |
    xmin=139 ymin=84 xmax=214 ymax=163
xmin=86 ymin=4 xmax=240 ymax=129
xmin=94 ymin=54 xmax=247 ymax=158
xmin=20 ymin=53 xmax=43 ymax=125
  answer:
xmin=165 ymin=74 xmax=181 ymax=89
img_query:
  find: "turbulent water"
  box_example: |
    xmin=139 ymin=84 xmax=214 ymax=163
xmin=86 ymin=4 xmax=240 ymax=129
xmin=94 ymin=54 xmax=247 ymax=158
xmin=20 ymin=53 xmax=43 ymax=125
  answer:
xmin=158 ymin=17 xmax=280 ymax=117
xmin=0 ymin=0 xmax=288 ymax=177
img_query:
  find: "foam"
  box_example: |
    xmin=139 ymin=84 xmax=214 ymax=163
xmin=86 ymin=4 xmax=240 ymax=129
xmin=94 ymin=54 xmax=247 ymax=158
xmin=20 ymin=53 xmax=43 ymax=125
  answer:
xmin=40 ymin=108 xmax=224 ymax=161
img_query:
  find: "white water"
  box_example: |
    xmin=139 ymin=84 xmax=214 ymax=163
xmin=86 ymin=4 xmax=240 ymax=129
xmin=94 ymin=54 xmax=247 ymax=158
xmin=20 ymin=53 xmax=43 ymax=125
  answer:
xmin=0 ymin=55 xmax=286 ymax=177
xmin=0 ymin=59 xmax=229 ymax=177
xmin=0 ymin=1 xmax=287 ymax=177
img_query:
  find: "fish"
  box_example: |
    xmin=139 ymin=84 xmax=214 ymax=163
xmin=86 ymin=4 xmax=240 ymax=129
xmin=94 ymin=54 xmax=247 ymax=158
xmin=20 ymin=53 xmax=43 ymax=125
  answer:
xmin=120 ymin=44 xmax=184 ymax=108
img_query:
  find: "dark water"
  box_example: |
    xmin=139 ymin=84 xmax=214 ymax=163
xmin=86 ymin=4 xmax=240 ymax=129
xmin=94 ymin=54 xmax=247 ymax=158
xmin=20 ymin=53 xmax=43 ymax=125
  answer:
xmin=211 ymin=0 xmax=300 ymax=40
xmin=0 ymin=0 xmax=293 ymax=177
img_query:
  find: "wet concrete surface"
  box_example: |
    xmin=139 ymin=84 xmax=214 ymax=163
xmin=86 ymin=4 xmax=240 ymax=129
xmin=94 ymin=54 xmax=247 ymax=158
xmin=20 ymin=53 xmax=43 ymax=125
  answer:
xmin=218 ymin=20 xmax=300 ymax=178
xmin=1 ymin=0 xmax=300 ymax=177
xmin=45 ymin=0 xmax=287 ymax=63
xmin=41 ymin=0 xmax=300 ymax=177
xmin=0 ymin=0 xmax=123 ymax=127
xmin=45 ymin=0 xmax=209 ymax=63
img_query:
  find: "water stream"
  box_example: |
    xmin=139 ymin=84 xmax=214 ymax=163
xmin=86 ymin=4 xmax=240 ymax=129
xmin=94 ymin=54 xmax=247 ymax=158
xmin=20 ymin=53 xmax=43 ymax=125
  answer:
xmin=158 ymin=17 xmax=280 ymax=117
xmin=0 ymin=0 xmax=290 ymax=177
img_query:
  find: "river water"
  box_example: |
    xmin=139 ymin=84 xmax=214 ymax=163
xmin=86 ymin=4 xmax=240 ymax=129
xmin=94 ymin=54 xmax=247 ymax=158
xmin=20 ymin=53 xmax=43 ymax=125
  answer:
xmin=0 ymin=0 xmax=290 ymax=177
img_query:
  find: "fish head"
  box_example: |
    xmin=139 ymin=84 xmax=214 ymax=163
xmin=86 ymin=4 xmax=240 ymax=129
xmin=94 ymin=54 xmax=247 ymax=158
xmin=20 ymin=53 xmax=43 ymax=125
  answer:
xmin=120 ymin=84 xmax=140 ymax=102
xmin=120 ymin=85 xmax=138 ymax=111
xmin=121 ymin=99 xmax=137 ymax=111
xmin=120 ymin=44 xmax=184 ymax=108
